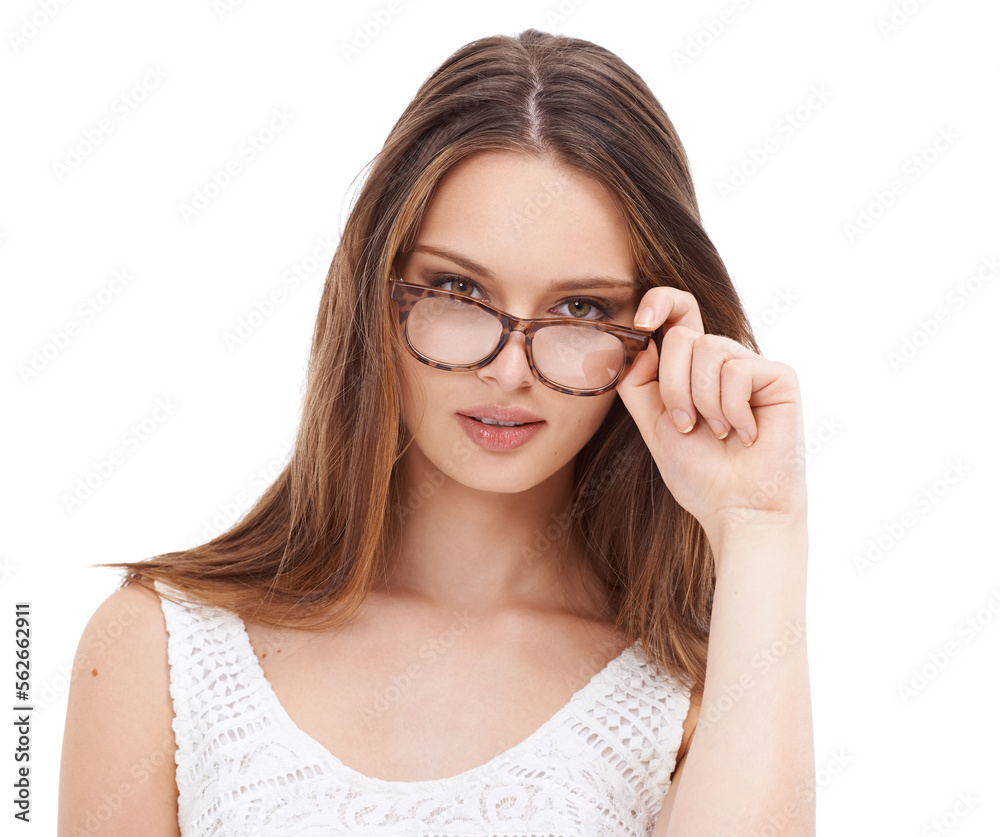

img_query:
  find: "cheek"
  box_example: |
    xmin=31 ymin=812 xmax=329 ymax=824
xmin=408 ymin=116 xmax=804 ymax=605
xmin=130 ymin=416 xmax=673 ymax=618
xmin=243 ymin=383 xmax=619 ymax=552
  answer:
xmin=398 ymin=356 xmax=429 ymax=430
xmin=552 ymin=392 xmax=617 ymax=455
xmin=579 ymin=392 xmax=618 ymax=433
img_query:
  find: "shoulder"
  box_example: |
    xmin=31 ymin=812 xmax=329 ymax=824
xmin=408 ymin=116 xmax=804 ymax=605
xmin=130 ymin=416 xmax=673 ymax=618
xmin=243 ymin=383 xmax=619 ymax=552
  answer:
xmin=64 ymin=578 xmax=174 ymax=712
xmin=72 ymin=583 xmax=176 ymax=683
xmin=65 ymin=582 xmax=172 ymax=688
xmin=59 ymin=583 xmax=180 ymax=836
xmin=84 ymin=581 xmax=169 ymax=647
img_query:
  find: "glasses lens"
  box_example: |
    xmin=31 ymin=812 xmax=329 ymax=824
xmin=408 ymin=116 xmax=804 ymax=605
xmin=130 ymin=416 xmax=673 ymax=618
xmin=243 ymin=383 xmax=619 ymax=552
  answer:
xmin=404 ymin=292 xmax=626 ymax=392
xmin=532 ymin=325 xmax=625 ymax=391
xmin=406 ymin=296 xmax=502 ymax=364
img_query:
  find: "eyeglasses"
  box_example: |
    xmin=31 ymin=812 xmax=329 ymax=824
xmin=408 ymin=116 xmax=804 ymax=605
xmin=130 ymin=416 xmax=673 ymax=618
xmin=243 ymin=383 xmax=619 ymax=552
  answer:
xmin=389 ymin=272 xmax=651 ymax=396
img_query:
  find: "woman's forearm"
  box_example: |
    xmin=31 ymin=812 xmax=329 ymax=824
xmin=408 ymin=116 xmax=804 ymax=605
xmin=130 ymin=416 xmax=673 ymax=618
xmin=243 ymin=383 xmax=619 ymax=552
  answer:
xmin=667 ymin=517 xmax=815 ymax=836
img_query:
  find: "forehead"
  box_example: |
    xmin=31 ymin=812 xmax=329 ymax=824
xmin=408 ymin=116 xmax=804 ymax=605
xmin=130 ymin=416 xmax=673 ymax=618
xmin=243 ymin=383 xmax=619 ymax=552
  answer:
xmin=410 ymin=151 xmax=635 ymax=289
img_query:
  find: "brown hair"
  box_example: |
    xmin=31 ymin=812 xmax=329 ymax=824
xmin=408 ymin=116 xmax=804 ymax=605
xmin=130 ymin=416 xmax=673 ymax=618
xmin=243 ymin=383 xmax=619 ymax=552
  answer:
xmin=108 ymin=29 xmax=758 ymax=699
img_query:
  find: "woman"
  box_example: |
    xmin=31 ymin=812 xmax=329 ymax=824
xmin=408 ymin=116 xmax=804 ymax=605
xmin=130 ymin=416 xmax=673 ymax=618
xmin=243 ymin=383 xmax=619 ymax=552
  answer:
xmin=58 ymin=28 xmax=813 ymax=836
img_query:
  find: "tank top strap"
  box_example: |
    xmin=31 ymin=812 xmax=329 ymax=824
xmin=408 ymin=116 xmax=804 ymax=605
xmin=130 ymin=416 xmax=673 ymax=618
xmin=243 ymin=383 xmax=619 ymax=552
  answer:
xmin=560 ymin=641 xmax=692 ymax=818
xmin=154 ymin=581 xmax=270 ymax=822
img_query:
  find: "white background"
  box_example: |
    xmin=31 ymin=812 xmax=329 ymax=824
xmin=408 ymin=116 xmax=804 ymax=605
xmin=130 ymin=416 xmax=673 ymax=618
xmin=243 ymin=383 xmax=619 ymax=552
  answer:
xmin=3 ymin=0 xmax=999 ymax=834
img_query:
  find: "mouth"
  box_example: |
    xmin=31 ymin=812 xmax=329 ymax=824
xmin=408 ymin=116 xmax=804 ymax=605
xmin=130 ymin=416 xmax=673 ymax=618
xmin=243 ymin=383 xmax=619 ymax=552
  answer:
xmin=466 ymin=416 xmax=535 ymax=427
xmin=458 ymin=405 xmax=544 ymax=424
xmin=456 ymin=409 xmax=545 ymax=452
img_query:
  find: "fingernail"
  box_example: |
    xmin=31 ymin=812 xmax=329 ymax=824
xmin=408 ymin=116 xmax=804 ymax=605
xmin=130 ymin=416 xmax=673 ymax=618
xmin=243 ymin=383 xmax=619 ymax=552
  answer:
xmin=707 ymin=419 xmax=729 ymax=439
xmin=671 ymin=410 xmax=694 ymax=433
xmin=635 ymin=306 xmax=654 ymax=329
xmin=736 ymin=428 xmax=753 ymax=447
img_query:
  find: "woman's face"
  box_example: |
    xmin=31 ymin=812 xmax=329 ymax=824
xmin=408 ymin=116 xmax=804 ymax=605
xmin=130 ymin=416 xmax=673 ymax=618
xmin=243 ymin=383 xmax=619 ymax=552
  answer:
xmin=395 ymin=150 xmax=640 ymax=497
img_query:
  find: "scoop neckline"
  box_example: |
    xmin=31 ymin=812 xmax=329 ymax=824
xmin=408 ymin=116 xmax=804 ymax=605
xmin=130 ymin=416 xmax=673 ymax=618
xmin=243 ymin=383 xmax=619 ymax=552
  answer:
xmin=230 ymin=608 xmax=640 ymax=791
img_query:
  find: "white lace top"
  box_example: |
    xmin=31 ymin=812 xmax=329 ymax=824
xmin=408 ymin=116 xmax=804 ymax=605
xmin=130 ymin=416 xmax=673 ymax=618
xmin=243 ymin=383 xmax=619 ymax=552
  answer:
xmin=156 ymin=582 xmax=691 ymax=836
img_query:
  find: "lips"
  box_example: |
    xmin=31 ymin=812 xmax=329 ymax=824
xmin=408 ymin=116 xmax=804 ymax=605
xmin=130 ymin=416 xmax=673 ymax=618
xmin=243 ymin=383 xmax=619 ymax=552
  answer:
xmin=456 ymin=405 xmax=545 ymax=452
xmin=458 ymin=404 xmax=543 ymax=424
xmin=456 ymin=414 xmax=544 ymax=451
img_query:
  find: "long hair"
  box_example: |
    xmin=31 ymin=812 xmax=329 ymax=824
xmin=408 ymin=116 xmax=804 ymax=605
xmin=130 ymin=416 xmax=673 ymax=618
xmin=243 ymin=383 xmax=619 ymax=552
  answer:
xmin=109 ymin=29 xmax=759 ymax=699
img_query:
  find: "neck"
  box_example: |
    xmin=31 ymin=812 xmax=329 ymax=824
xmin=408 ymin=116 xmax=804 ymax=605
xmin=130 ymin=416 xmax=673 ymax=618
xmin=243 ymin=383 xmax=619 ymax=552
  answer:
xmin=381 ymin=453 xmax=606 ymax=619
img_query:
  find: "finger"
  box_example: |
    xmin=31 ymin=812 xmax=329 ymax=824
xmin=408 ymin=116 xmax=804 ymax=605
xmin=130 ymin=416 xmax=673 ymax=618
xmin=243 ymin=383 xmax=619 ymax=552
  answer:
xmin=631 ymin=287 xmax=706 ymax=435
xmin=719 ymin=358 xmax=757 ymax=445
xmin=617 ymin=338 xmax=671 ymax=441
xmin=690 ymin=335 xmax=758 ymax=440
xmin=718 ymin=356 xmax=792 ymax=446
xmin=633 ymin=287 xmax=705 ymax=337
xmin=656 ymin=324 xmax=701 ymax=433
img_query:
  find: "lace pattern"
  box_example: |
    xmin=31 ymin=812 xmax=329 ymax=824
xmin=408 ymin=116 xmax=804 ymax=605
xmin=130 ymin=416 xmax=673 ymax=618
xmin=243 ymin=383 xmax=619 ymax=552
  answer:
xmin=156 ymin=582 xmax=691 ymax=836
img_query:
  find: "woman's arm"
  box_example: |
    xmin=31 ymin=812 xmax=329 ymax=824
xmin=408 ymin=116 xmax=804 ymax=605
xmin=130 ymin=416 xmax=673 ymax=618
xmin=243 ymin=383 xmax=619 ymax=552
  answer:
xmin=58 ymin=584 xmax=181 ymax=837
xmin=652 ymin=518 xmax=813 ymax=836
xmin=616 ymin=283 xmax=814 ymax=836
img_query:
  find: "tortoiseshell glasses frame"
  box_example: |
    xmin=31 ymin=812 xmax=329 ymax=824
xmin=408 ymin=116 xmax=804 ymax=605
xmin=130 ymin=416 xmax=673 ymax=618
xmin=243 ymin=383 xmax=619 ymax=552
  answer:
xmin=389 ymin=271 xmax=651 ymax=396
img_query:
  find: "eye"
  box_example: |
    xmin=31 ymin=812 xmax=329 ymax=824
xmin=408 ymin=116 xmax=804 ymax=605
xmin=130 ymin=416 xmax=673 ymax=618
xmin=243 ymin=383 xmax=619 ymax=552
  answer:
xmin=427 ymin=272 xmax=620 ymax=321
xmin=428 ymin=274 xmax=483 ymax=298
xmin=560 ymin=298 xmax=616 ymax=320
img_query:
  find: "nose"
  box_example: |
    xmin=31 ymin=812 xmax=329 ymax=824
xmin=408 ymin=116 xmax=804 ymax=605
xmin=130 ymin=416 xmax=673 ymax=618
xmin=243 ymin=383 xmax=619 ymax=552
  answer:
xmin=477 ymin=330 xmax=535 ymax=391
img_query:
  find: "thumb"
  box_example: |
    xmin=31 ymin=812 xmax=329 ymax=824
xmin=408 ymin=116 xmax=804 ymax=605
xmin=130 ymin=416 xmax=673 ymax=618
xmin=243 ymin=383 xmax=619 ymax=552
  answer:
xmin=616 ymin=339 xmax=668 ymax=440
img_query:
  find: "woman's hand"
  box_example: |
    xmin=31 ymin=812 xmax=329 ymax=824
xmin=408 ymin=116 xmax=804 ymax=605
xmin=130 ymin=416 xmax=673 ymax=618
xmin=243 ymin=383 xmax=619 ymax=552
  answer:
xmin=616 ymin=286 xmax=807 ymax=552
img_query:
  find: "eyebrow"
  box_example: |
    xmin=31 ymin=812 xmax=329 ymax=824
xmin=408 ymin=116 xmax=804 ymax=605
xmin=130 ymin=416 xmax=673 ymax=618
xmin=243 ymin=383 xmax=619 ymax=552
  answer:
xmin=411 ymin=244 xmax=636 ymax=292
